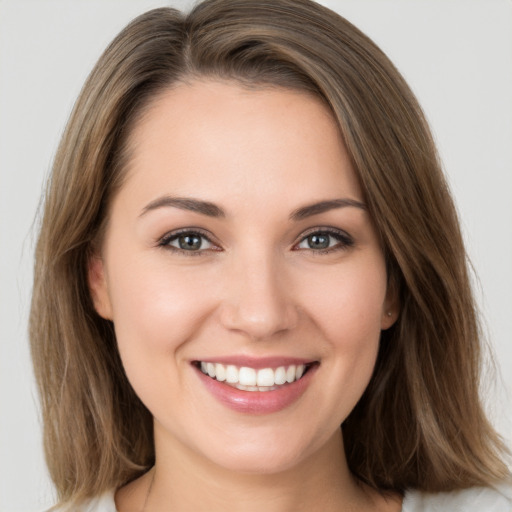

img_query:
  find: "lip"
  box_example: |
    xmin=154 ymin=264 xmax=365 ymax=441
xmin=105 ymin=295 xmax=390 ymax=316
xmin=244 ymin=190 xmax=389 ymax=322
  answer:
xmin=193 ymin=361 xmax=318 ymax=414
xmin=193 ymin=355 xmax=315 ymax=369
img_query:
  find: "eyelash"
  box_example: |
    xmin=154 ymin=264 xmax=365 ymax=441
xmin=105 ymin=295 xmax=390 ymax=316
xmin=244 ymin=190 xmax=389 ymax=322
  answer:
xmin=158 ymin=228 xmax=218 ymax=256
xmin=294 ymin=227 xmax=354 ymax=255
xmin=157 ymin=227 xmax=354 ymax=256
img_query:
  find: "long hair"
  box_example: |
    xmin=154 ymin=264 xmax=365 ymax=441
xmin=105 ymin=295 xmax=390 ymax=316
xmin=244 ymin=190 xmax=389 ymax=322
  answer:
xmin=30 ymin=0 xmax=509 ymax=506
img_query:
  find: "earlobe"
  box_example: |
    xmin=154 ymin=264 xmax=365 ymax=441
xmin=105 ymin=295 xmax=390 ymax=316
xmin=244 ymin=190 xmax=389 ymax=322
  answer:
xmin=381 ymin=309 xmax=398 ymax=330
xmin=87 ymin=253 xmax=113 ymax=320
xmin=381 ymin=278 xmax=400 ymax=330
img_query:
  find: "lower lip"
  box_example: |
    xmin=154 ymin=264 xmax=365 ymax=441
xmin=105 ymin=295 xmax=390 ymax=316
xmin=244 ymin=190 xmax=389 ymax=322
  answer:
xmin=194 ymin=365 xmax=317 ymax=414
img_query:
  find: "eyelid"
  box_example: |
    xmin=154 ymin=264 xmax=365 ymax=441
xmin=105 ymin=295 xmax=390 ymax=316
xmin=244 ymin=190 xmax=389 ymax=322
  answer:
xmin=293 ymin=226 xmax=354 ymax=252
xmin=156 ymin=226 xmax=353 ymax=255
xmin=157 ymin=227 xmax=221 ymax=254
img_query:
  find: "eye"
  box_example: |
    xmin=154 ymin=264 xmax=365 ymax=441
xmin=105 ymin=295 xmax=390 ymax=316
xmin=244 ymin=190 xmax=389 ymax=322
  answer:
xmin=159 ymin=230 xmax=217 ymax=254
xmin=295 ymin=229 xmax=353 ymax=253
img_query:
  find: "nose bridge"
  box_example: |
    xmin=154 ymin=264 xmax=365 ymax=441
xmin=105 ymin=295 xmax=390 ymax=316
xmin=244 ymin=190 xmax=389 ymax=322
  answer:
xmin=220 ymin=245 xmax=298 ymax=340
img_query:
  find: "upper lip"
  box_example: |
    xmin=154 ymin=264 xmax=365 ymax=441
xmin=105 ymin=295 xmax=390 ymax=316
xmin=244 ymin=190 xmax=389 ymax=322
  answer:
xmin=192 ymin=355 xmax=317 ymax=369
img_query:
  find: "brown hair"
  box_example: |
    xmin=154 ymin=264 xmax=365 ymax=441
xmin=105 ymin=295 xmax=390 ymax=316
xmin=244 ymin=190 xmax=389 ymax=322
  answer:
xmin=30 ymin=0 xmax=510 ymax=506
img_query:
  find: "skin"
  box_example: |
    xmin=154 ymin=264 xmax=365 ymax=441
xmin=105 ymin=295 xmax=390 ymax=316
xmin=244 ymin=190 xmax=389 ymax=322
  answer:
xmin=89 ymin=80 xmax=401 ymax=512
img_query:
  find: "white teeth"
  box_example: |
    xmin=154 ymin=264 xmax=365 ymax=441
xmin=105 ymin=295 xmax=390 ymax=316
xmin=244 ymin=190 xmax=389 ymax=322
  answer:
xmin=238 ymin=385 xmax=259 ymax=391
xmin=215 ymin=363 xmax=226 ymax=382
xmin=256 ymin=368 xmax=275 ymax=387
xmin=239 ymin=367 xmax=257 ymax=386
xmin=198 ymin=361 xmax=311 ymax=390
xmin=274 ymin=366 xmax=287 ymax=385
xmin=226 ymin=365 xmax=238 ymax=383
xmin=236 ymin=383 xmax=278 ymax=392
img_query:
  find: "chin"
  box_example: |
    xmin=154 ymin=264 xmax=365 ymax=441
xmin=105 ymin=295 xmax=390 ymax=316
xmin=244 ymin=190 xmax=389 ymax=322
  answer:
xmin=193 ymin=426 xmax=327 ymax=476
xmin=209 ymin=447 xmax=305 ymax=475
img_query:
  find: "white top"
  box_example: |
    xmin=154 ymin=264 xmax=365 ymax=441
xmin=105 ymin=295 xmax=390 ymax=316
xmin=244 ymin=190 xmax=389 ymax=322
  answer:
xmin=61 ymin=483 xmax=512 ymax=511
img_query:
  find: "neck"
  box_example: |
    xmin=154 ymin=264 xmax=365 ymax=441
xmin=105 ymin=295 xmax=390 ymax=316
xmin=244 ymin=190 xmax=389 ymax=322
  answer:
xmin=143 ymin=427 xmax=377 ymax=512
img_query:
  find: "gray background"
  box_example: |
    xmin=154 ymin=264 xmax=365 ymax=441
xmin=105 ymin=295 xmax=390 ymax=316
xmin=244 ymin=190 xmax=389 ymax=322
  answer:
xmin=1 ymin=1 xmax=511 ymax=510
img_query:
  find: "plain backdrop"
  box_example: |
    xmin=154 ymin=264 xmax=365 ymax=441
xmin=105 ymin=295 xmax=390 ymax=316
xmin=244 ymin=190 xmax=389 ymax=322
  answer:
xmin=1 ymin=0 xmax=511 ymax=510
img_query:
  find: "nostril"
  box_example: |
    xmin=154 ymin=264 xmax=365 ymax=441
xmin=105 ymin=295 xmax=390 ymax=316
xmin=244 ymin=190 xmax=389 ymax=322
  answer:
xmin=218 ymin=298 xmax=300 ymax=341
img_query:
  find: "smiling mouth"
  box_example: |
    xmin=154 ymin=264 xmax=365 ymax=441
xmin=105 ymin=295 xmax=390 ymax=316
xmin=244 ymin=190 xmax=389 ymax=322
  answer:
xmin=193 ymin=361 xmax=317 ymax=392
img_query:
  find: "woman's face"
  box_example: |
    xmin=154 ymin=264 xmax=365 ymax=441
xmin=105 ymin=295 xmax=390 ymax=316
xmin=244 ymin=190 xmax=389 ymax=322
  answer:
xmin=89 ymin=80 xmax=397 ymax=474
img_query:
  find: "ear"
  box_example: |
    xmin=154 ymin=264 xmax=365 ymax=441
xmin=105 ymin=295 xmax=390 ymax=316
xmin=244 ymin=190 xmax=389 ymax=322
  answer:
xmin=381 ymin=276 xmax=399 ymax=330
xmin=87 ymin=253 xmax=113 ymax=320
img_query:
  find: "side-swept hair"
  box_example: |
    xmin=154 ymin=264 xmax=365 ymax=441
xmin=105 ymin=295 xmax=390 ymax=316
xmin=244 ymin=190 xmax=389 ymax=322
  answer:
xmin=30 ymin=0 xmax=509 ymax=506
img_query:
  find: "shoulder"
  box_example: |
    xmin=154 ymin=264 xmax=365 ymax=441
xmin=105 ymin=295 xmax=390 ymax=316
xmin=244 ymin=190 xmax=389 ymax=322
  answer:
xmin=402 ymin=483 xmax=512 ymax=512
xmin=50 ymin=489 xmax=117 ymax=512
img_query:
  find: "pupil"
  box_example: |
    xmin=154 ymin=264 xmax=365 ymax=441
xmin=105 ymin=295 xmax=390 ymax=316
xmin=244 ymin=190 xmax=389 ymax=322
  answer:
xmin=309 ymin=234 xmax=329 ymax=249
xmin=179 ymin=234 xmax=201 ymax=250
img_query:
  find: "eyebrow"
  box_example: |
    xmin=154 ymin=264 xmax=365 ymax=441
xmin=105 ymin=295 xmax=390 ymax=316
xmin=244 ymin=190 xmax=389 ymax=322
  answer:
xmin=289 ymin=198 xmax=367 ymax=221
xmin=139 ymin=196 xmax=225 ymax=218
xmin=139 ymin=195 xmax=366 ymax=220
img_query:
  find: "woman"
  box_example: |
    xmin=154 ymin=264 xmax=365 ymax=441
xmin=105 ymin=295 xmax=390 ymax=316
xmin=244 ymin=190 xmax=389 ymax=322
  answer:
xmin=30 ymin=0 xmax=511 ymax=510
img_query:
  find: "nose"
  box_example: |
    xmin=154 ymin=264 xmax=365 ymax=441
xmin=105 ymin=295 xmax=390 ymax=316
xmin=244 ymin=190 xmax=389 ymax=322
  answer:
xmin=218 ymin=251 xmax=299 ymax=341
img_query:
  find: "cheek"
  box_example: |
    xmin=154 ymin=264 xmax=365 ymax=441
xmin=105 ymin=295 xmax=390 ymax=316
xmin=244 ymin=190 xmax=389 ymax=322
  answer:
xmin=299 ymin=257 xmax=388 ymax=344
xmin=105 ymin=254 xmax=218 ymax=383
xmin=105 ymin=256 xmax=225 ymax=423
xmin=295 ymin=257 xmax=387 ymax=413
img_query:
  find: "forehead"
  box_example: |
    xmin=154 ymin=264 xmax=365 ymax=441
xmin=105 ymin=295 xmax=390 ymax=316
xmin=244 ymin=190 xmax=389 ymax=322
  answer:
xmin=118 ymin=80 xmax=362 ymax=213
